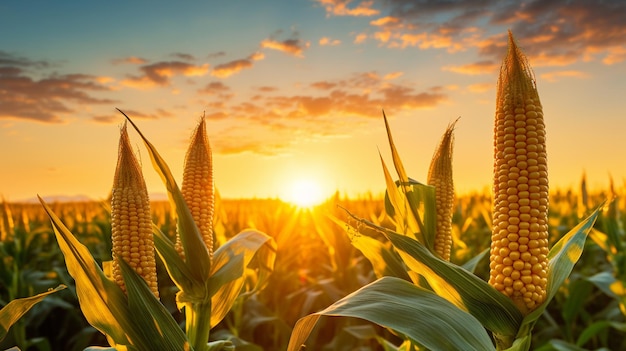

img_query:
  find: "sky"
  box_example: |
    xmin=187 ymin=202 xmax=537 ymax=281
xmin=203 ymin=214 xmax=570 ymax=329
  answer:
xmin=1 ymin=0 xmax=625 ymax=203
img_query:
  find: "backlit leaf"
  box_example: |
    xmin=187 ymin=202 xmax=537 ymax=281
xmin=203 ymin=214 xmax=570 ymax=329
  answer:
xmin=287 ymin=276 xmax=495 ymax=351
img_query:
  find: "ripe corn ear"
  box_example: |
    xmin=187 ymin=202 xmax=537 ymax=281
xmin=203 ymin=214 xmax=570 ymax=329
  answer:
xmin=489 ymin=31 xmax=549 ymax=315
xmin=175 ymin=116 xmax=215 ymax=259
xmin=427 ymin=120 xmax=458 ymax=261
xmin=111 ymin=123 xmax=159 ymax=298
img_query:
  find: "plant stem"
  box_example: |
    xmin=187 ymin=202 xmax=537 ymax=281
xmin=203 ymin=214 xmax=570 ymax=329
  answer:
xmin=185 ymin=301 xmax=212 ymax=351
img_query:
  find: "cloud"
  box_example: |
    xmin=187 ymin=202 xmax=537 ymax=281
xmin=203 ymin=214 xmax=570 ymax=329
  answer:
xmin=210 ymin=52 xmax=264 ymax=78
xmin=442 ymin=60 xmax=498 ymax=75
xmin=91 ymin=108 xmax=173 ymax=124
xmin=198 ymin=70 xmax=448 ymax=156
xmin=384 ymin=71 xmax=403 ymax=80
xmin=121 ymin=61 xmax=210 ymax=88
xmin=311 ymin=81 xmax=337 ymax=90
xmin=91 ymin=108 xmax=174 ymax=124
xmin=112 ymin=56 xmax=148 ymax=65
xmin=539 ymin=70 xmax=590 ymax=83
xmin=261 ymin=38 xmax=310 ymax=57
xmin=354 ymin=33 xmax=368 ymax=44
xmin=367 ymin=0 xmax=626 ymax=65
xmin=198 ymin=81 xmax=231 ymax=94
xmin=0 ymin=55 xmax=116 ymax=123
xmin=0 ymin=51 xmax=51 ymax=69
xmin=211 ymin=59 xmax=253 ymax=78
xmin=171 ymin=53 xmax=195 ymax=61
xmin=319 ymin=37 xmax=341 ymax=46
xmin=315 ymin=0 xmax=380 ymax=17
xmin=256 ymin=86 xmax=278 ymax=93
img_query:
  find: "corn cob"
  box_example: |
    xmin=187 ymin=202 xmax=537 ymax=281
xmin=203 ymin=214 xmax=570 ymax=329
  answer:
xmin=175 ymin=116 xmax=215 ymax=259
xmin=488 ymin=31 xmax=549 ymax=315
xmin=427 ymin=119 xmax=458 ymax=261
xmin=111 ymin=123 xmax=159 ymax=298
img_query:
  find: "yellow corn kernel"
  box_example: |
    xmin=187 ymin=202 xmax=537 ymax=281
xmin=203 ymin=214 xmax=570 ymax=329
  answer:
xmin=111 ymin=123 xmax=159 ymax=298
xmin=488 ymin=31 xmax=549 ymax=315
xmin=175 ymin=116 xmax=215 ymax=259
xmin=427 ymin=119 xmax=458 ymax=261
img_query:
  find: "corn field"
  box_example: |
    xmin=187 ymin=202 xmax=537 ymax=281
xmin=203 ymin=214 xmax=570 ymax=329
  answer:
xmin=1 ymin=32 xmax=625 ymax=351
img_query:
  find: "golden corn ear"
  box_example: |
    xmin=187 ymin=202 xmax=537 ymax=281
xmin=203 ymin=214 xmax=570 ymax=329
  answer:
xmin=488 ymin=31 xmax=549 ymax=315
xmin=427 ymin=119 xmax=458 ymax=261
xmin=111 ymin=123 xmax=159 ymax=298
xmin=175 ymin=116 xmax=215 ymax=258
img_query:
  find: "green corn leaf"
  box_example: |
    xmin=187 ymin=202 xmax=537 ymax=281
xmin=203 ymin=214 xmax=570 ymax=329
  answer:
xmin=586 ymin=271 xmax=626 ymax=315
xmin=39 ymin=196 xmax=133 ymax=347
xmin=587 ymin=271 xmax=624 ymax=299
xmin=0 ymin=285 xmax=66 ymax=342
xmin=349 ymin=231 xmax=411 ymax=281
xmin=210 ymin=230 xmax=276 ymax=327
xmin=462 ymin=248 xmax=489 ymax=274
xmin=382 ymin=112 xmax=434 ymax=250
xmin=119 ymin=109 xmax=211 ymax=283
xmin=152 ymin=224 xmax=207 ymax=302
xmin=380 ymin=154 xmax=420 ymax=240
xmin=207 ymin=340 xmax=235 ymax=351
xmin=287 ymin=276 xmax=496 ymax=351
xmin=522 ymin=207 xmax=601 ymax=327
xmin=576 ymin=320 xmax=626 ymax=347
xmin=329 ymin=214 xmax=410 ymax=280
xmin=385 ymin=229 xmax=522 ymax=336
xmin=343 ymin=211 xmax=522 ymax=336
xmin=118 ymin=259 xmax=191 ymax=351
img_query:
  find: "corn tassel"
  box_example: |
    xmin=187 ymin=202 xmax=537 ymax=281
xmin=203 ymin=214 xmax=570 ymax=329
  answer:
xmin=175 ymin=116 xmax=215 ymax=259
xmin=427 ymin=119 xmax=458 ymax=261
xmin=489 ymin=31 xmax=549 ymax=315
xmin=111 ymin=122 xmax=159 ymax=298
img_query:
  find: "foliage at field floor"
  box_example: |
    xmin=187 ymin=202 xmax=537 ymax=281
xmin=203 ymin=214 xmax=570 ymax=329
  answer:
xmin=0 ymin=187 xmax=625 ymax=350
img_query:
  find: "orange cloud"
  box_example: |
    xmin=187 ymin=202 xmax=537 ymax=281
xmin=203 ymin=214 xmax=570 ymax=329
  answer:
xmin=354 ymin=33 xmax=368 ymax=44
xmin=261 ymin=38 xmax=310 ymax=57
xmin=211 ymin=59 xmax=253 ymax=78
xmin=370 ymin=16 xmax=399 ymax=27
xmin=540 ymin=70 xmax=590 ymax=82
xmin=319 ymin=37 xmax=341 ymax=46
xmin=199 ymin=81 xmax=231 ymax=94
xmin=121 ymin=61 xmax=210 ymax=88
xmin=603 ymin=46 xmax=626 ymax=65
xmin=198 ymin=70 xmax=448 ymax=155
xmin=384 ymin=71 xmax=403 ymax=80
xmin=443 ymin=61 xmax=498 ymax=75
xmin=0 ymin=58 xmax=116 ymax=123
xmin=112 ymin=56 xmax=148 ymax=65
xmin=256 ymin=86 xmax=278 ymax=93
xmin=368 ymin=0 xmax=626 ymax=66
xmin=310 ymin=81 xmax=337 ymax=90
xmin=250 ymin=51 xmax=265 ymax=61
xmin=209 ymin=52 xmax=265 ymax=79
xmin=92 ymin=108 xmax=171 ymax=124
xmin=315 ymin=0 xmax=379 ymax=17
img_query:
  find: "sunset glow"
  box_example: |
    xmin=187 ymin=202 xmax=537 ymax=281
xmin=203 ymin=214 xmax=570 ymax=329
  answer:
xmin=0 ymin=1 xmax=625 ymax=202
xmin=283 ymin=179 xmax=326 ymax=208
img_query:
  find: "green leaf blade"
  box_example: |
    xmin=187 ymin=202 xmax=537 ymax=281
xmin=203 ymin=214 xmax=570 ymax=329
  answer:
xmin=287 ymin=276 xmax=495 ymax=351
xmin=0 ymin=285 xmax=66 ymax=342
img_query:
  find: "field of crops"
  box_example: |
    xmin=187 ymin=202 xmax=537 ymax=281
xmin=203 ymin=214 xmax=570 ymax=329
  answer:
xmin=2 ymin=33 xmax=625 ymax=351
xmin=1 ymin=182 xmax=625 ymax=351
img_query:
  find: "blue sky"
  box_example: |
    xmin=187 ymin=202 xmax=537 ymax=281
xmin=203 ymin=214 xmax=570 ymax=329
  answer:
xmin=1 ymin=0 xmax=625 ymax=202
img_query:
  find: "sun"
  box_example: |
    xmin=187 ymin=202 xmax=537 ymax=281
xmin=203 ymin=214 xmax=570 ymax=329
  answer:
xmin=285 ymin=179 xmax=325 ymax=208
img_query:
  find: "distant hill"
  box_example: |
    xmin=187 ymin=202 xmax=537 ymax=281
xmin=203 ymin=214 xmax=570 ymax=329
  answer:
xmin=17 ymin=194 xmax=97 ymax=204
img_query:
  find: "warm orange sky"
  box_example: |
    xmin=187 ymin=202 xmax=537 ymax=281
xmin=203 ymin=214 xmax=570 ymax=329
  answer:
xmin=1 ymin=1 xmax=625 ymax=202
